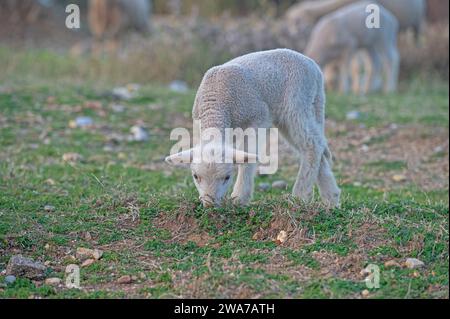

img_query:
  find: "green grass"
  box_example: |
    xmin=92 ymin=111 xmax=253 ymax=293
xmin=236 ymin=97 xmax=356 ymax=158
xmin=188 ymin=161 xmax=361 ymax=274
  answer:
xmin=0 ymin=70 xmax=448 ymax=299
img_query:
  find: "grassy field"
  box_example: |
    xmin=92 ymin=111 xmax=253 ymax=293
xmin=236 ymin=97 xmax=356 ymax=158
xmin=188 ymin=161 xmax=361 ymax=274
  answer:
xmin=0 ymin=69 xmax=448 ymax=298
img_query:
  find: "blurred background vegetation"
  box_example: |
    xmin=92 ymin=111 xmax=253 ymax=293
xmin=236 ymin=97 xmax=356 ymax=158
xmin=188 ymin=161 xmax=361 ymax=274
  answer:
xmin=0 ymin=0 xmax=448 ymax=87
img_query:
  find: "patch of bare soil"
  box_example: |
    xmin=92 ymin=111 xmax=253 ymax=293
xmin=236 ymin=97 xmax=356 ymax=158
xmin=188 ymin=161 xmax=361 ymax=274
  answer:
xmin=264 ymin=250 xmax=314 ymax=281
xmin=252 ymin=211 xmax=316 ymax=249
xmin=312 ymin=250 xmax=366 ymax=281
xmin=348 ymin=218 xmax=390 ymax=251
xmin=327 ymin=122 xmax=449 ymax=191
xmin=153 ymin=211 xmax=213 ymax=247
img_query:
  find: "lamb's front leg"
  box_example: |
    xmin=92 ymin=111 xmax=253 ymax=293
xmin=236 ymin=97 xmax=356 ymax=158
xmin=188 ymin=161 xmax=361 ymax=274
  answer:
xmin=231 ymin=164 xmax=257 ymax=206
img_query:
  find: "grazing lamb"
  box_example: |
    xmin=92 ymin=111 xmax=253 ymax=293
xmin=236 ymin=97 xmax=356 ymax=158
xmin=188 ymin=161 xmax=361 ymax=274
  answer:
xmin=305 ymin=1 xmax=400 ymax=94
xmin=166 ymin=49 xmax=341 ymax=208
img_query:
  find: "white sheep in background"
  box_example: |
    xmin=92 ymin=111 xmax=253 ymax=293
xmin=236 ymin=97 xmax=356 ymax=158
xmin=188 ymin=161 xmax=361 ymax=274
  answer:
xmin=377 ymin=0 xmax=426 ymax=40
xmin=351 ymin=0 xmax=426 ymax=94
xmin=305 ymin=1 xmax=400 ymax=94
xmin=287 ymin=0 xmax=425 ymax=94
xmin=285 ymin=0 xmax=358 ymax=29
xmin=286 ymin=0 xmax=426 ymax=36
xmin=166 ymin=49 xmax=341 ymax=208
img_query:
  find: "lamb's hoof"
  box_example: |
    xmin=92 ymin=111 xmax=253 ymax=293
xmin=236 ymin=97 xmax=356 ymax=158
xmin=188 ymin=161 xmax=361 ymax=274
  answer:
xmin=231 ymin=195 xmax=251 ymax=207
xmin=322 ymin=191 xmax=341 ymax=208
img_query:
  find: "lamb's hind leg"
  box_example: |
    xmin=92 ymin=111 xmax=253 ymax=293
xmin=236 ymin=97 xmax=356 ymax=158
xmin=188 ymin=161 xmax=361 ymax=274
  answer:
xmin=281 ymin=123 xmax=322 ymax=203
xmin=317 ymin=150 xmax=341 ymax=207
xmin=292 ymin=139 xmax=322 ymax=203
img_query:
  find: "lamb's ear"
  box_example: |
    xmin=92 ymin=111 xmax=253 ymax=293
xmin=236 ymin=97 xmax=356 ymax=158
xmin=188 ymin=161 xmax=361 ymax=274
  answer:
xmin=165 ymin=149 xmax=193 ymax=167
xmin=233 ymin=149 xmax=258 ymax=164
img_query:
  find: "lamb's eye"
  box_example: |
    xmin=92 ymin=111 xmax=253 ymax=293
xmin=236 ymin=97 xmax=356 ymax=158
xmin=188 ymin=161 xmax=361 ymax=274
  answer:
xmin=193 ymin=174 xmax=200 ymax=182
xmin=224 ymin=175 xmax=231 ymax=182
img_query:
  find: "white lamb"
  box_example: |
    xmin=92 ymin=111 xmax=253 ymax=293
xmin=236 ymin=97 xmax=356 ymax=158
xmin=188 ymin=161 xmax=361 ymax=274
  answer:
xmin=286 ymin=0 xmax=426 ymax=36
xmin=285 ymin=0 xmax=358 ymax=29
xmin=377 ymin=0 xmax=426 ymax=39
xmin=305 ymin=1 xmax=400 ymax=94
xmin=166 ymin=49 xmax=341 ymax=208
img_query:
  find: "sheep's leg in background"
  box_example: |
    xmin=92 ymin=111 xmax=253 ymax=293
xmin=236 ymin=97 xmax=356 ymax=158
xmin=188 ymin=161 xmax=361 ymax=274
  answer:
xmin=323 ymin=61 xmax=340 ymax=91
xmin=231 ymin=164 xmax=257 ymax=206
xmin=337 ymin=51 xmax=352 ymax=94
xmin=366 ymin=49 xmax=384 ymax=93
xmin=382 ymin=47 xmax=400 ymax=93
xmin=350 ymin=52 xmax=364 ymax=95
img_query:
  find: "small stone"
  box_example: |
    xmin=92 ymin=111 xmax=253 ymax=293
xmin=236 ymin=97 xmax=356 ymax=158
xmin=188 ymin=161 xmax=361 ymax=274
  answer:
xmin=129 ymin=126 xmax=149 ymax=142
xmin=44 ymin=261 xmax=51 ymax=266
xmin=126 ymin=83 xmax=141 ymax=92
xmin=112 ymin=87 xmax=133 ymax=100
xmin=70 ymin=116 xmax=94 ymax=128
xmin=360 ymin=144 xmax=369 ymax=152
xmin=62 ymin=153 xmax=83 ymax=163
xmin=4 ymin=275 xmax=16 ymax=285
xmin=392 ymin=174 xmax=407 ymax=182
xmin=346 ymin=111 xmax=361 ymax=120
xmin=433 ymin=146 xmax=444 ymax=154
xmin=404 ymin=258 xmax=425 ymax=269
xmin=111 ymin=104 xmax=125 ymax=113
xmin=384 ymin=260 xmax=401 ymax=268
xmin=258 ymin=183 xmax=271 ymax=191
xmin=276 ymin=230 xmax=288 ymax=243
xmin=272 ymin=180 xmax=288 ymax=190
xmin=361 ymin=289 xmax=370 ymax=297
xmin=389 ymin=123 xmax=399 ymax=131
xmin=5 ymin=255 xmax=47 ymax=280
xmin=44 ymin=205 xmax=55 ymax=212
xmin=139 ymin=272 xmax=146 ymax=280
xmin=92 ymin=250 xmax=103 ymax=260
xmin=169 ymin=80 xmax=189 ymax=93
xmin=117 ymin=275 xmax=133 ymax=284
xmin=45 ymin=178 xmax=56 ymax=186
xmin=84 ymin=232 xmax=92 ymax=241
xmin=76 ymin=247 xmax=103 ymax=261
xmin=81 ymin=259 xmax=95 ymax=268
xmin=44 ymin=277 xmax=61 ymax=286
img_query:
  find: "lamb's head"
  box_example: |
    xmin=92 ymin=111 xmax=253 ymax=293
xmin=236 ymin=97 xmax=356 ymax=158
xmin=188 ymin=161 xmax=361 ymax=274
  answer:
xmin=165 ymin=144 xmax=257 ymax=207
xmin=190 ymin=161 xmax=234 ymax=207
